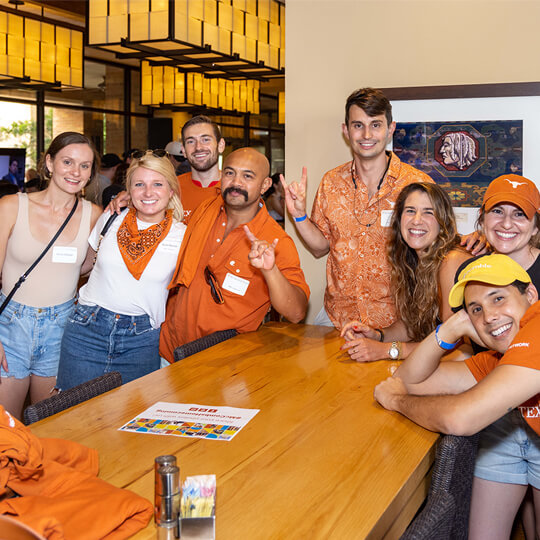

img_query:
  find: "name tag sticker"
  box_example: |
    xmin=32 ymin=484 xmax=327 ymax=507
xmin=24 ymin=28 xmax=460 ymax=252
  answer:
xmin=381 ymin=210 xmax=393 ymax=227
xmin=52 ymin=246 xmax=77 ymax=264
xmin=158 ymin=240 xmax=181 ymax=254
xmin=222 ymin=272 xmax=250 ymax=296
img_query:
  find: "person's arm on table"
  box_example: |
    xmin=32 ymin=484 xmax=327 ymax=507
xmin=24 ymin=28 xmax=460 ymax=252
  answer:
xmin=244 ymin=225 xmax=308 ymax=323
xmin=393 ymin=309 xmax=481 ymax=385
xmin=340 ymin=319 xmax=418 ymax=362
xmin=280 ymin=169 xmax=330 ymax=258
xmin=374 ymin=363 xmax=540 ymax=436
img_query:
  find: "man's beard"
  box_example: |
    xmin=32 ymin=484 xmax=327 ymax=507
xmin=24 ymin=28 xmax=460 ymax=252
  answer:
xmin=188 ymin=153 xmax=218 ymax=172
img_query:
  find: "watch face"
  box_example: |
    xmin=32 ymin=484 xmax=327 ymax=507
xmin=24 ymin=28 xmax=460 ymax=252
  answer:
xmin=389 ymin=345 xmax=399 ymax=359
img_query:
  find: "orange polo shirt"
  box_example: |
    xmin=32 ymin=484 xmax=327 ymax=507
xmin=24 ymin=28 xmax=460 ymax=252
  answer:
xmin=160 ymin=198 xmax=310 ymax=362
xmin=178 ymin=172 xmax=220 ymax=222
xmin=311 ymin=152 xmax=433 ymax=330
xmin=465 ymin=301 xmax=540 ymax=436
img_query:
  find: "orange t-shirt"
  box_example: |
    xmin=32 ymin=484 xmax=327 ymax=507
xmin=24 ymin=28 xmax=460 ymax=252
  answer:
xmin=311 ymin=152 xmax=433 ymax=330
xmin=159 ymin=199 xmax=310 ymax=362
xmin=178 ymin=172 xmax=220 ymax=222
xmin=465 ymin=301 xmax=540 ymax=436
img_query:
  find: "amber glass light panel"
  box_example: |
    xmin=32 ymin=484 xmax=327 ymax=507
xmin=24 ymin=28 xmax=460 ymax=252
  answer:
xmin=0 ymin=10 xmax=82 ymax=87
xmin=88 ymin=0 xmax=284 ymax=72
xmin=141 ymin=61 xmax=259 ymax=114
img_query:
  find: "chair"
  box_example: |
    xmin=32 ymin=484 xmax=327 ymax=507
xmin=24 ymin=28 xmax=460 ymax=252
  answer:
xmin=401 ymin=433 xmax=480 ymax=540
xmin=173 ymin=329 xmax=238 ymax=362
xmin=23 ymin=371 xmax=122 ymax=425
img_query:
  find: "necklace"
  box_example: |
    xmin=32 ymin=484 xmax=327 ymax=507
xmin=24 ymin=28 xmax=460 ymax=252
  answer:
xmin=351 ymin=153 xmax=391 ymax=228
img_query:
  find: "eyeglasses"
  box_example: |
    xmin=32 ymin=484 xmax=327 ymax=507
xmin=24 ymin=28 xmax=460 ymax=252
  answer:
xmin=204 ymin=266 xmax=224 ymax=304
xmin=131 ymin=149 xmax=168 ymax=160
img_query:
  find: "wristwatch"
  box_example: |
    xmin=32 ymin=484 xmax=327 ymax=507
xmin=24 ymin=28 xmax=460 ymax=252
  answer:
xmin=388 ymin=341 xmax=401 ymax=360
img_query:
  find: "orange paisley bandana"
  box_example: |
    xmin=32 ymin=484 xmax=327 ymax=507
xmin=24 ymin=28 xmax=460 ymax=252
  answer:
xmin=117 ymin=208 xmax=173 ymax=280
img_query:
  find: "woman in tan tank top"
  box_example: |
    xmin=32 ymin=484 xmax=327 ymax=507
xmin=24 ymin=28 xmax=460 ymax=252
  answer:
xmin=0 ymin=132 xmax=102 ymax=419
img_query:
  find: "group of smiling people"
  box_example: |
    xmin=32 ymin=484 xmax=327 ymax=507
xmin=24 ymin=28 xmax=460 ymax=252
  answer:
xmin=0 ymin=132 xmax=187 ymax=419
xmin=338 ymin=172 xmax=540 ymax=539
xmin=0 ymin=127 xmax=540 ymax=538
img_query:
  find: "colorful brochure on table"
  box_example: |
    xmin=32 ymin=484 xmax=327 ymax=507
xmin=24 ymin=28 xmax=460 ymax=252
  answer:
xmin=118 ymin=401 xmax=259 ymax=441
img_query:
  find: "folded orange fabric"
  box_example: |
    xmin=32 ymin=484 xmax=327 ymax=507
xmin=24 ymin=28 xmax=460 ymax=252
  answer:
xmin=168 ymin=194 xmax=223 ymax=289
xmin=0 ymin=407 xmax=153 ymax=539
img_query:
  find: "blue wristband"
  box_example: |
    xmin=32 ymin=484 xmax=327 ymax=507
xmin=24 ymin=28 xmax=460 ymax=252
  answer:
xmin=435 ymin=324 xmax=458 ymax=350
xmin=294 ymin=214 xmax=307 ymax=223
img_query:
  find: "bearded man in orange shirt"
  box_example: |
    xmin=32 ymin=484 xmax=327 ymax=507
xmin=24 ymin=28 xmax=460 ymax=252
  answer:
xmin=177 ymin=115 xmax=226 ymax=221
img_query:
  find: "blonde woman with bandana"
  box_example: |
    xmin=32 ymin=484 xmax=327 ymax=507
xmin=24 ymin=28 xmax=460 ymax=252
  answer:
xmin=57 ymin=150 xmax=185 ymax=389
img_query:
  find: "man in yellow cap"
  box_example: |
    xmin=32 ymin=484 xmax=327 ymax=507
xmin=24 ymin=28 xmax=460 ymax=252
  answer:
xmin=374 ymin=253 xmax=540 ymax=539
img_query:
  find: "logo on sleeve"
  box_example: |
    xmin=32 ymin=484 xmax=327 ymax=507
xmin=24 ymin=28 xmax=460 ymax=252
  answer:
xmin=508 ymin=342 xmax=530 ymax=350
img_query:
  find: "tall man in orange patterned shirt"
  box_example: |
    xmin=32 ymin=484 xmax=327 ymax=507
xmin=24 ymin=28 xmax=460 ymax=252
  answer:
xmin=282 ymin=87 xmax=433 ymax=332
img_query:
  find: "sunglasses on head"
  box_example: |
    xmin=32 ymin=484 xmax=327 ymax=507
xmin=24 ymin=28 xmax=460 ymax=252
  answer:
xmin=131 ymin=149 xmax=168 ymax=159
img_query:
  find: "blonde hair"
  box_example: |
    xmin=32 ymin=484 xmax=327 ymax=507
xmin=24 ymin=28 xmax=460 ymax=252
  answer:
xmin=125 ymin=152 xmax=183 ymax=221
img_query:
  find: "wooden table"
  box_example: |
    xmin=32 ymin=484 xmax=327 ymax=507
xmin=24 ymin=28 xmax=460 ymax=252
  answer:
xmin=31 ymin=323 xmax=439 ymax=539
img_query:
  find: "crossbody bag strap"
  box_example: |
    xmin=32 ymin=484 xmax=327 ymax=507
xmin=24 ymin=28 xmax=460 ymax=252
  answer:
xmin=92 ymin=211 xmax=120 ymax=266
xmin=0 ymin=197 xmax=79 ymax=316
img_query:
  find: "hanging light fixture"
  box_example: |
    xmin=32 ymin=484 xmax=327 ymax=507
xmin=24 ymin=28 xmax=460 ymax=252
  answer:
xmin=141 ymin=60 xmax=260 ymax=113
xmin=0 ymin=5 xmax=83 ymax=88
xmin=88 ymin=0 xmax=284 ymax=81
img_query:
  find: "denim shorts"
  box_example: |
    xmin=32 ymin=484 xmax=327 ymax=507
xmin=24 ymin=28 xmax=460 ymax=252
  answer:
xmin=0 ymin=293 xmax=75 ymax=379
xmin=57 ymin=303 xmax=161 ymax=390
xmin=474 ymin=409 xmax=540 ymax=488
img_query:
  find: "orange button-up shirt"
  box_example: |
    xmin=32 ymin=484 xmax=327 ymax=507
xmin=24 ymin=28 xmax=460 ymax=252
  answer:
xmin=160 ymin=200 xmax=310 ymax=362
xmin=311 ymin=152 xmax=433 ymax=330
xmin=178 ymin=172 xmax=221 ymax=222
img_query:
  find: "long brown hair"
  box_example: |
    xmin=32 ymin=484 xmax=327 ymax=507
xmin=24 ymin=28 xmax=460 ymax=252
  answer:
xmin=388 ymin=183 xmax=461 ymax=341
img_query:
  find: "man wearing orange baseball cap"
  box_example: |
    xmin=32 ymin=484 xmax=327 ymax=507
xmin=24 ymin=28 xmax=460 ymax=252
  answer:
xmin=374 ymin=253 xmax=540 ymax=538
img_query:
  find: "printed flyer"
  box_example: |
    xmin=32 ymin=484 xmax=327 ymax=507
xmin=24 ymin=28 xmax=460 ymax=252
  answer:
xmin=119 ymin=401 xmax=259 ymax=441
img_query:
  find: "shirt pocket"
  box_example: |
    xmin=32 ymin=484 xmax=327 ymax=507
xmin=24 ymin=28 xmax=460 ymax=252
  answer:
xmin=219 ymin=259 xmax=255 ymax=298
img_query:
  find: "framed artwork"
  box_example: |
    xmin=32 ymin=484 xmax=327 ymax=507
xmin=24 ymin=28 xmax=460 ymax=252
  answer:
xmin=393 ymin=120 xmax=523 ymax=206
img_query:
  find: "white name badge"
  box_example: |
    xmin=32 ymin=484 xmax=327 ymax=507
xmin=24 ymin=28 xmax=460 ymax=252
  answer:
xmin=380 ymin=210 xmax=393 ymax=227
xmin=158 ymin=240 xmax=181 ymax=254
xmin=222 ymin=272 xmax=250 ymax=296
xmin=52 ymin=246 xmax=77 ymax=264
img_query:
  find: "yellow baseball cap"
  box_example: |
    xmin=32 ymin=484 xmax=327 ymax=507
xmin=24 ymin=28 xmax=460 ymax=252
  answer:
xmin=449 ymin=254 xmax=531 ymax=308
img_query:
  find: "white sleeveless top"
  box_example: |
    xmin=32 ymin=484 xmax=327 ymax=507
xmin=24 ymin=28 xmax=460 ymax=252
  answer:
xmin=1 ymin=193 xmax=92 ymax=307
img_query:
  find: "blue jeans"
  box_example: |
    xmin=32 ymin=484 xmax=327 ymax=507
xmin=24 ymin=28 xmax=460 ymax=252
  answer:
xmin=57 ymin=304 xmax=161 ymax=390
xmin=0 ymin=293 xmax=75 ymax=379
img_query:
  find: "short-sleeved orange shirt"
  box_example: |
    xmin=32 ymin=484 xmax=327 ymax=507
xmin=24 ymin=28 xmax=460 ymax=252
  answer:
xmin=311 ymin=152 xmax=433 ymax=330
xmin=178 ymin=172 xmax=220 ymax=222
xmin=159 ymin=200 xmax=310 ymax=362
xmin=465 ymin=301 xmax=540 ymax=436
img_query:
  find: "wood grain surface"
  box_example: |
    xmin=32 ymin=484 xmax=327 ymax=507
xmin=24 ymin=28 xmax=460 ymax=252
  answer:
xmin=31 ymin=323 xmax=438 ymax=539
